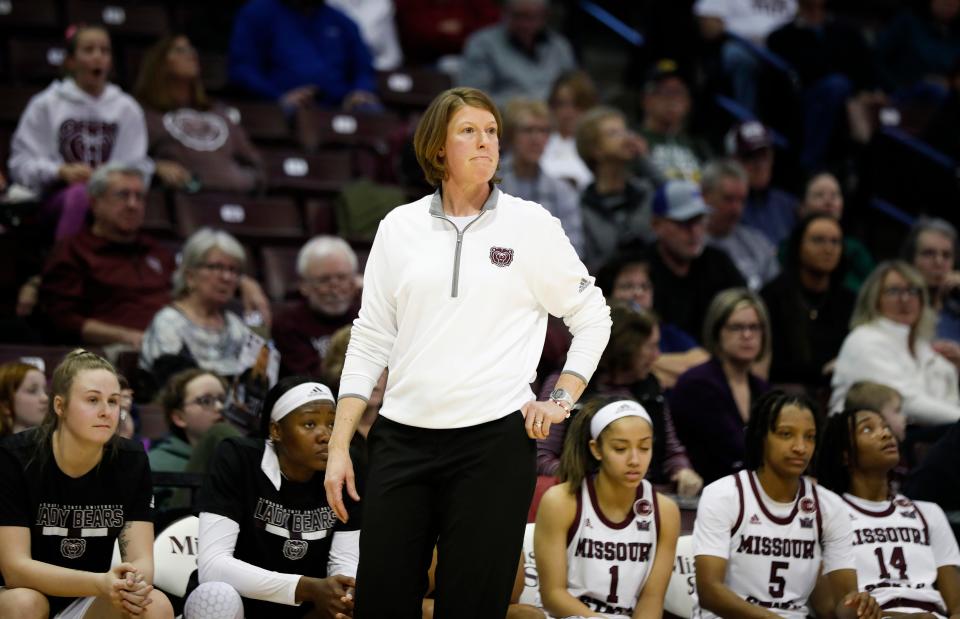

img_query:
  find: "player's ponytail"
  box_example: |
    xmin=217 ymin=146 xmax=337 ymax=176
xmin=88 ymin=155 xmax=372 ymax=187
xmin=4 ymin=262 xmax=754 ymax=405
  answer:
xmin=557 ymin=397 xmax=617 ymax=493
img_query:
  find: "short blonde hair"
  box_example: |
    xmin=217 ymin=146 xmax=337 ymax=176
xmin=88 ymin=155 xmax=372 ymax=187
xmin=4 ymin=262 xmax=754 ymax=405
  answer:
xmin=844 ymin=381 xmax=901 ymax=414
xmin=503 ymin=97 xmax=550 ymax=144
xmin=414 ymin=87 xmax=502 ymax=187
xmin=702 ymin=288 xmax=771 ymax=360
xmin=851 ymin=260 xmax=935 ymax=341
xmin=575 ymin=105 xmax=624 ymax=172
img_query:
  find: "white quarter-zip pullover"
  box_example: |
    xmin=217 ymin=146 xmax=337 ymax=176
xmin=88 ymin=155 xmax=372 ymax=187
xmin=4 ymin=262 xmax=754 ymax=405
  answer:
xmin=340 ymin=187 xmax=611 ymax=428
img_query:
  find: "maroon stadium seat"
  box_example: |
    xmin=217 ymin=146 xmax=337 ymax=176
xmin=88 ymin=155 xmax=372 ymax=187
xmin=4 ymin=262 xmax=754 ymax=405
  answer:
xmin=259 ymin=245 xmax=300 ymax=302
xmin=0 ymin=0 xmax=60 ymax=31
xmin=259 ymin=147 xmax=351 ymax=195
xmin=65 ymin=0 xmax=169 ymax=38
xmin=7 ymin=37 xmax=68 ymax=84
xmin=376 ymin=67 xmax=452 ymax=110
xmin=174 ymin=193 xmax=304 ymax=244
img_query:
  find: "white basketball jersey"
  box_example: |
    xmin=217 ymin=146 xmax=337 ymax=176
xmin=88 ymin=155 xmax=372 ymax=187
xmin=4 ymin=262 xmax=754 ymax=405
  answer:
xmin=695 ymin=470 xmax=823 ymax=619
xmin=843 ymin=494 xmax=948 ymax=616
xmin=566 ymin=476 xmax=659 ymax=617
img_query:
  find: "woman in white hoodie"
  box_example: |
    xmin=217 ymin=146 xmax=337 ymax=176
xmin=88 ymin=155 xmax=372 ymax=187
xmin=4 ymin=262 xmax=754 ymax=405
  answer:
xmin=8 ymin=25 xmax=149 ymax=240
xmin=830 ymin=260 xmax=960 ymax=426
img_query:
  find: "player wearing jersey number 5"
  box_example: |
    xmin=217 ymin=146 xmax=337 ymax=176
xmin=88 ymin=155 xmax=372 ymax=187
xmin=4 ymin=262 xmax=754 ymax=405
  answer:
xmin=535 ymin=399 xmax=680 ymax=618
xmin=324 ymin=86 xmax=611 ymax=619
xmin=692 ymin=391 xmax=881 ymax=619
xmin=818 ymin=406 xmax=960 ymax=618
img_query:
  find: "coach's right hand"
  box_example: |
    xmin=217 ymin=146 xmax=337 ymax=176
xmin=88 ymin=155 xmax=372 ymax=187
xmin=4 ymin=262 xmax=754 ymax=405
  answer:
xmin=325 ymin=446 xmax=359 ymax=523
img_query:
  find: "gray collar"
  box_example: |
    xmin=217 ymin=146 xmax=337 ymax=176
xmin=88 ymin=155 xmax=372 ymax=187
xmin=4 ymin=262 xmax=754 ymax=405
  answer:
xmin=428 ymin=183 xmax=500 ymax=217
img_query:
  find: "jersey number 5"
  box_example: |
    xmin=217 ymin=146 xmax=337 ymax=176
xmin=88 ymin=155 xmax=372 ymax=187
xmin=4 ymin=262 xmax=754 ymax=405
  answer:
xmin=769 ymin=561 xmax=789 ymax=598
xmin=874 ymin=546 xmax=908 ymax=580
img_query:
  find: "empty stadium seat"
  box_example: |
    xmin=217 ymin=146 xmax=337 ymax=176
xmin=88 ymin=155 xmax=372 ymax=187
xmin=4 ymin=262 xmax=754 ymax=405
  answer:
xmin=377 ymin=67 xmax=452 ymax=109
xmin=7 ymin=37 xmax=68 ymax=84
xmin=0 ymin=0 xmax=60 ymax=31
xmin=65 ymin=0 xmax=169 ymax=38
xmin=0 ymin=84 xmax=38 ymax=127
xmin=142 ymin=190 xmax=175 ymax=238
xmin=303 ymin=197 xmax=336 ymax=236
xmin=174 ymin=193 xmax=304 ymax=244
xmin=259 ymin=245 xmax=299 ymax=302
xmin=295 ymin=107 xmax=400 ymax=154
xmin=224 ymin=100 xmax=292 ymax=145
xmin=260 ymin=147 xmax=351 ymax=195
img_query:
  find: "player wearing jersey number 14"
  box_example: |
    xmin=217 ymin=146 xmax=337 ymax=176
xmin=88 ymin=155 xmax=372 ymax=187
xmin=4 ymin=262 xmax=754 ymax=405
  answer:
xmin=818 ymin=405 xmax=960 ymax=619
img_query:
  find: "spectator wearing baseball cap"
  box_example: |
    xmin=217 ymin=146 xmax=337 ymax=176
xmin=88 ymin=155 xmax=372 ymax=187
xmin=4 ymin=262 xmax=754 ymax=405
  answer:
xmin=639 ymin=59 xmax=713 ymax=183
xmin=646 ymin=180 xmax=745 ymax=341
xmin=727 ymin=120 xmax=799 ymax=246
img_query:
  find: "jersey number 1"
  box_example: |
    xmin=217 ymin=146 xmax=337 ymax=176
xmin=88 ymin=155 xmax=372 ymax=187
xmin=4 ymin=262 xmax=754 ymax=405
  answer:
xmin=607 ymin=565 xmax=619 ymax=604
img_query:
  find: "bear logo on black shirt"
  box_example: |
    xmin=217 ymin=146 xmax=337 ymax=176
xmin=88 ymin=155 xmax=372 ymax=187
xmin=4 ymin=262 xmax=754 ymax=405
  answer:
xmin=61 ymin=538 xmax=87 ymax=559
xmin=283 ymin=539 xmax=308 ymax=560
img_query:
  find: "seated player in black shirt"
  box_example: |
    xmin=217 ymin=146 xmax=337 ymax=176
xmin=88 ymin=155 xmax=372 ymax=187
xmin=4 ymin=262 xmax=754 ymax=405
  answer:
xmin=184 ymin=376 xmax=361 ymax=619
xmin=0 ymin=349 xmax=173 ymax=618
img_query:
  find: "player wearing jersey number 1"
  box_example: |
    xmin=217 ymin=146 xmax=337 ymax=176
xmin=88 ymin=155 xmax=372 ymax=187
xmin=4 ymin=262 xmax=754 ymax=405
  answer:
xmin=818 ymin=406 xmax=960 ymax=618
xmin=535 ymin=398 xmax=680 ymax=618
xmin=692 ymin=390 xmax=881 ymax=619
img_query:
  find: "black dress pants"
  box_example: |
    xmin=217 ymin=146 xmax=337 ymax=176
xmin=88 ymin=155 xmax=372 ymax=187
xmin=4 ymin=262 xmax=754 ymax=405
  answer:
xmin=354 ymin=412 xmax=536 ymax=619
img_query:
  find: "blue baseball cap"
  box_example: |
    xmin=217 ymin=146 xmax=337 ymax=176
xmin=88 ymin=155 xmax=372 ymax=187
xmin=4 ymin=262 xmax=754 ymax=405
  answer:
xmin=652 ymin=180 xmax=710 ymax=221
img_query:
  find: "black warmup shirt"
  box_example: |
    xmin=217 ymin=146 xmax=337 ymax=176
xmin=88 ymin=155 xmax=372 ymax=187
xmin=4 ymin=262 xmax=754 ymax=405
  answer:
xmin=0 ymin=428 xmax=153 ymax=614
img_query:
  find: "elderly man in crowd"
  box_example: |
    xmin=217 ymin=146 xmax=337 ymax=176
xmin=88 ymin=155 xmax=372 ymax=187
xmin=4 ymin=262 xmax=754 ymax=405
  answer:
xmin=273 ymin=235 xmax=361 ymax=377
xmin=703 ymin=158 xmax=779 ymax=291
xmin=37 ymin=162 xmax=269 ymax=349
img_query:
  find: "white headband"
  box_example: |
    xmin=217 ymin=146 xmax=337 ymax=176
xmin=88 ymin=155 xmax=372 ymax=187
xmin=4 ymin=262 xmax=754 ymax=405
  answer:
xmin=590 ymin=400 xmax=653 ymax=439
xmin=270 ymin=382 xmax=335 ymax=423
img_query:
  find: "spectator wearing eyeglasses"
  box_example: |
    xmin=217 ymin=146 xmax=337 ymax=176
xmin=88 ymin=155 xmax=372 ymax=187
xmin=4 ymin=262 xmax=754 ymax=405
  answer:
xmin=36 ymin=164 xmax=272 ymax=349
xmin=148 ymin=368 xmax=233 ymax=511
xmin=139 ymin=228 xmax=255 ymax=380
xmin=498 ymin=98 xmax=584 ymax=257
xmin=150 ymin=369 xmax=229 ymax=474
xmin=830 ymin=261 xmax=960 ymax=426
xmin=667 ymin=288 xmax=771 ymax=485
xmin=902 ymin=217 xmax=960 ymax=343
xmin=273 ymin=236 xmax=361 ymax=379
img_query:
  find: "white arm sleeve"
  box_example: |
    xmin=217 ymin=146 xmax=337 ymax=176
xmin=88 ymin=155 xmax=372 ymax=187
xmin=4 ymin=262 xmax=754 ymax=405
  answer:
xmin=692 ymin=476 xmax=739 ymax=560
xmin=817 ymin=487 xmax=857 ymax=575
xmin=339 ymin=220 xmax=397 ymax=400
xmin=197 ymin=512 xmax=301 ymax=606
xmin=327 ymin=530 xmax=360 ymax=578
xmin=529 ymin=213 xmax=611 ymax=383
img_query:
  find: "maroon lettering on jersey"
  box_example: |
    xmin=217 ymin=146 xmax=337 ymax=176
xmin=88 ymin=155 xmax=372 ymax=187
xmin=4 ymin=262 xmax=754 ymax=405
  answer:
xmin=58 ymin=119 xmax=119 ymax=166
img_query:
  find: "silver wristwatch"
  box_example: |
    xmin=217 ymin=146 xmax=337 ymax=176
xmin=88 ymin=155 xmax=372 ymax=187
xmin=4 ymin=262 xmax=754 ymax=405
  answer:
xmin=549 ymin=387 xmax=574 ymax=418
